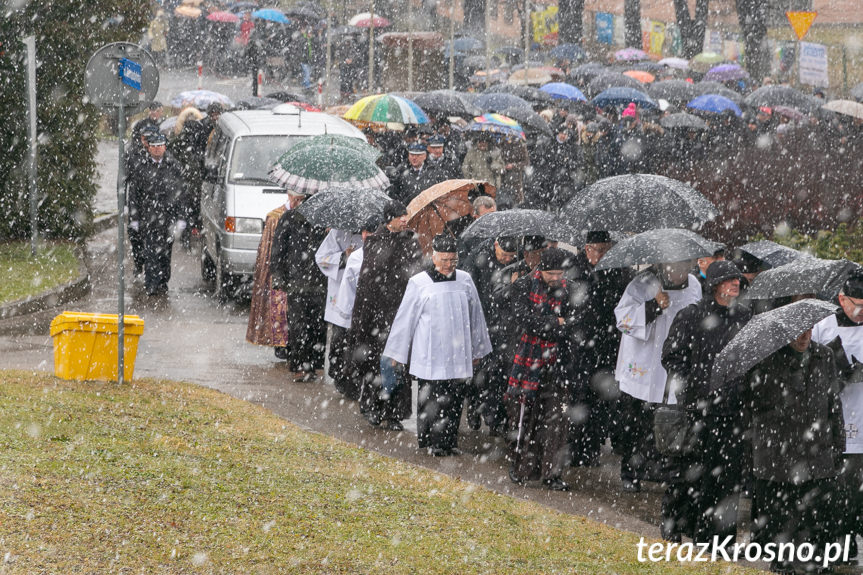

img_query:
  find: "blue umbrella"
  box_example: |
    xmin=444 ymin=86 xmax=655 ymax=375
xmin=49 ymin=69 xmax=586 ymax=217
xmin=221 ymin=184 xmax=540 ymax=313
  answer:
xmin=252 ymin=8 xmax=290 ymax=23
xmin=473 ymin=92 xmax=533 ymax=113
xmin=592 ymin=87 xmax=657 ymax=110
xmin=540 ymin=82 xmax=587 ymax=102
xmin=549 ymin=43 xmax=586 ymax=62
xmin=687 ymin=94 xmax=742 ymax=117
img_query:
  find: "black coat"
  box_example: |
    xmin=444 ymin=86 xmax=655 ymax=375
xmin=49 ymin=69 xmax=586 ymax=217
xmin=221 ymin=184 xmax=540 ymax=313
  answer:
xmin=464 ymin=239 xmax=511 ymax=341
xmin=127 ymin=153 xmax=184 ymax=240
xmin=746 ymin=343 xmax=844 ymax=483
xmin=527 ymin=136 xmax=579 ymax=210
xmin=565 ymin=251 xmax=633 ymax=377
xmin=662 ymin=298 xmax=752 ymax=413
xmin=390 ymin=163 xmax=447 ymax=205
xmin=270 ymin=208 xmax=328 ymax=295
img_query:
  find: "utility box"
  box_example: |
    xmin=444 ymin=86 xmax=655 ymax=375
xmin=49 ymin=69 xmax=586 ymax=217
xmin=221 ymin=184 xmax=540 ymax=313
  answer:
xmin=50 ymin=312 xmax=144 ymax=382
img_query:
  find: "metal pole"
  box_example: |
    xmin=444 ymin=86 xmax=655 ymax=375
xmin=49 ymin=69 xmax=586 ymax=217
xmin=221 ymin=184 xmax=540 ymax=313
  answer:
xmin=843 ymin=44 xmax=848 ymax=96
xmin=484 ymin=0 xmax=491 ymax=89
xmin=448 ymin=0 xmax=455 ymax=89
xmin=408 ymin=0 xmax=414 ymax=91
xmin=523 ymin=0 xmax=529 ymax=85
xmin=116 ymin=100 xmax=126 ymax=385
xmin=368 ymin=0 xmax=375 ymax=92
xmin=326 ymin=0 xmax=332 ymax=105
xmin=25 ymin=36 xmax=38 ymax=257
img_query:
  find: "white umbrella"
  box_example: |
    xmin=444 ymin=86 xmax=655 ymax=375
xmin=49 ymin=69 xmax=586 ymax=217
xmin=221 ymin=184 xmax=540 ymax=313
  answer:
xmin=659 ymin=57 xmax=689 ymax=70
xmin=823 ymin=99 xmax=863 ymax=121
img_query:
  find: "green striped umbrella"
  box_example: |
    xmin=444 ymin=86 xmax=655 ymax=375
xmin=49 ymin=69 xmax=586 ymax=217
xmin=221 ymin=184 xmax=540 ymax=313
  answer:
xmin=268 ymin=143 xmax=389 ymax=195
xmin=288 ymin=134 xmax=381 ymax=162
xmin=343 ymin=93 xmax=429 ymax=126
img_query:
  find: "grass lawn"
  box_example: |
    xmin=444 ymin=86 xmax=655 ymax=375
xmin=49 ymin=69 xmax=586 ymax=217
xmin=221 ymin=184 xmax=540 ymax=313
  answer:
xmin=0 ymin=242 xmax=81 ymax=305
xmin=0 ymin=371 xmax=759 ymax=574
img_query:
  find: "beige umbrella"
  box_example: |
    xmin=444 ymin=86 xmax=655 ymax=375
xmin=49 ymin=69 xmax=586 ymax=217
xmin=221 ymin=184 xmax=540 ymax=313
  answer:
xmin=508 ymin=68 xmax=553 ymax=86
xmin=823 ymin=99 xmax=863 ymax=121
xmin=406 ymin=179 xmax=496 ymax=255
xmin=174 ymin=4 xmax=202 ymax=17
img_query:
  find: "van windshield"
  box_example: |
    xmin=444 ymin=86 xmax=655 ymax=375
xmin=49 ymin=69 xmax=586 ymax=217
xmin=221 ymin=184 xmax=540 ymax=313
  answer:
xmin=229 ymin=135 xmax=302 ymax=184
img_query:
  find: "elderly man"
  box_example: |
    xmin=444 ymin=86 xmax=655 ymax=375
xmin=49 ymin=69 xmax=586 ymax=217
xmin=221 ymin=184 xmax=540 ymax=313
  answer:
xmin=505 ymin=247 xmax=574 ymax=491
xmin=126 ymin=131 xmax=184 ymax=296
xmin=270 ymin=189 xmax=328 ymax=380
xmin=661 ymin=261 xmax=751 ymax=543
xmin=347 ymin=201 xmax=423 ymax=429
xmin=613 ymin=259 xmax=702 ymax=492
xmin=392 ymin=142 xmax=444 ymax=205
xmin=384 ymin=234 xmax=491 ymax=456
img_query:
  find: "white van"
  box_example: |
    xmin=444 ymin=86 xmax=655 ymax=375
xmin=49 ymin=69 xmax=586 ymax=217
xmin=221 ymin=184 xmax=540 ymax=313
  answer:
xmin=200 ymin=104 xmax=365 ymax=299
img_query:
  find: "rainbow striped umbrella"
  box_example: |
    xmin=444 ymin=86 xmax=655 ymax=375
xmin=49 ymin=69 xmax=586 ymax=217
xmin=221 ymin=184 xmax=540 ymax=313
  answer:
xmin=343 ymin=94 xmax=429 ymax=126
xmin=467 ymin=113 xmax=525 ymax=140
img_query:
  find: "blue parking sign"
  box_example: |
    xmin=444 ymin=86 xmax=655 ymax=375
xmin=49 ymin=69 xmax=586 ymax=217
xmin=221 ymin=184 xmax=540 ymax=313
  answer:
xmin=118 ymin=57 xmax=142 ymax=91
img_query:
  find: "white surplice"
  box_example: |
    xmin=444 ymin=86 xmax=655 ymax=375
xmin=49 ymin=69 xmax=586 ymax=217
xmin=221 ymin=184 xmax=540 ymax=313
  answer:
xmin=813 ymin=313 xmax=863 ymax=453
xmin=315 ymin=229 xmax=363 ymax=326
xmin=383 ymin=269 xmax=492 ymax=381
xmin=614 ymin=271 xmax=702 ymax=404
xmin=331 ymin=247 xmax=363 ymax=329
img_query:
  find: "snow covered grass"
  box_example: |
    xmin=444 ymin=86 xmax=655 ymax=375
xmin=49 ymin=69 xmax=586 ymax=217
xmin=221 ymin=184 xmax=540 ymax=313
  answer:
xmin=0 ymin=371 xmax=757 ymax=574
xmin=0 ymin=242 xmax=80 ymax=305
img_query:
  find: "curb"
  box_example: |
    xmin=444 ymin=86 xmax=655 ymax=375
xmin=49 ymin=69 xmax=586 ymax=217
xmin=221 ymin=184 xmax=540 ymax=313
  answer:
xmin=0 ymin=257 xmax=91 ymax=321
xmin=93 ymin=213 xmax=119 ymax=235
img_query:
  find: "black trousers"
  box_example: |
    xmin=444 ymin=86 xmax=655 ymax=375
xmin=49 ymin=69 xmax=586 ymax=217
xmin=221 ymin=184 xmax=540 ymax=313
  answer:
xmin=141 ymin=228 xmax=173 ymax=294
xmin=613 ymin=393 xmax=661 ymax=484
xmin=568 ymin=368 xmax=615 ymax=466
xmin=329 ymin=324 xmax=357 ymax=399
xmin=417 ymin=378 xmax=467 ymax=451
xmin=128 ymin=226 xmax=145 ymax=274
xmin=286 ymin=291 xmax=325 ymax=372
xmin=474 ymin=347 xmax=509 ymax=431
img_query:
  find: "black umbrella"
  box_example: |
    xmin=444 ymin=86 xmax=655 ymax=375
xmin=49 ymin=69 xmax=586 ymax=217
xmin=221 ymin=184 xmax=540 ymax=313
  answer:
xmin=737 ymin=240 xmax=805 ymax=270
xmin=412 ymin=90 xmax=480 ymax=118
xmin=285 ymin=3 xmax=322 ymax=19
xmin=560 ymin=174 xmax=719 ymax=234
xmin=474 ymin=92 xmax=533 ymax=112
xmin=461 ymin=54 xmax=501 ymax=71
xmin=232 ymin=96 xmax=282 ymax=110
xmin=648 ymin=80 xmax=698 ymax=105
xmin=587 ymin=72 xmax=644 ymax=98
xmin=710 ymin=299 xmax=839 ymax=388
xmin=595 ymin=228 xmax=724 ymax=270
xmin=495 ymin=45 xmax=525 ymax=65
xmin=744 ymin=85 xmax=821 ymax=114
xmin=744 ymin=257 xmax=862 ymax=301
xmin=297 ymin=185 xmax=392 ymax=230
xmin=570 ymin=63 xmax=606 ymax=88
xmin=266 ymin=91 xmax=311 ymax=104
xmin=498 ymin=106 xmax=552 ymax=136
xmin=660 ymin=112 xmax=708 ymax=130
xmin=692 ymin=82 xmax=744 ymax=103
xmin=630 ymin=61 xmax=665 ymax=74
xmin=483 ymin=83 xmax=554 ymax=106
xmin=460 ymin=209 xmax=573 ymax=241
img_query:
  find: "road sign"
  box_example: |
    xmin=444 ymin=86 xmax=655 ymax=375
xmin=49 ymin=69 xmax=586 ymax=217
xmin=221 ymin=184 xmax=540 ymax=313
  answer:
xmin=118 ymin=57 xmax=142 ymax=91
xmin=84 ymin=43 xmax=158 ymax=112
xmin=786 ymin=11 xmax=817 ymax=41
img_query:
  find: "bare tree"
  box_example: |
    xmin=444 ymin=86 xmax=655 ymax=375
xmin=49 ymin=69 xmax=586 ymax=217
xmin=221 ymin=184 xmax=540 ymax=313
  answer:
xmin=736 ymin=0 xmax=769 ymax=82
xmin=624 ymin=0 xmax=641 ymax=49
xmin=557 ymin=0 xmax=584 ymax=44
xmin=673 ymin=0 xmax=709 ymax=58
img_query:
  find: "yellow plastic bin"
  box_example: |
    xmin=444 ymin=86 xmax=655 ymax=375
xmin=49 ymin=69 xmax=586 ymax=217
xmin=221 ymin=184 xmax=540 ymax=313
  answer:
xmin=50 ymin=312 xmax=145 ymax=382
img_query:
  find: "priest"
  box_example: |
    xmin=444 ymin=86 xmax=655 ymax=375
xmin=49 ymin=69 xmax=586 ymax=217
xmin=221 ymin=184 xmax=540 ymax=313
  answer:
xmin=384 ymin=233 xmax=492 ymax=456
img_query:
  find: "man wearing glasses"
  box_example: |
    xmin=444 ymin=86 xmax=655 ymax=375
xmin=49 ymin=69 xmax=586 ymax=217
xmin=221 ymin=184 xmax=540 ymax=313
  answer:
xmin=384 ymin=234 xmax=491 ymax=456
xmin=813 ymin=270 xmax=863 ymax=557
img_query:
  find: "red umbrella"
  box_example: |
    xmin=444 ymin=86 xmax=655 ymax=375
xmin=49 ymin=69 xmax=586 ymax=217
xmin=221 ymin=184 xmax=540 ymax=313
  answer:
xmin=286 ymin=101 xmax=322 ymax=112
xmin=206 ymin=10 xmax=239 ymax=22
xmin=348 ymin=12 xmax=391 ymax=28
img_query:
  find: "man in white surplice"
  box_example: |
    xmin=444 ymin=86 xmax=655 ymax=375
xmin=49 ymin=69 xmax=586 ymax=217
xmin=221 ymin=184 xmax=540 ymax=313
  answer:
xmin=384 ymin=233 xmax=492 ymax=456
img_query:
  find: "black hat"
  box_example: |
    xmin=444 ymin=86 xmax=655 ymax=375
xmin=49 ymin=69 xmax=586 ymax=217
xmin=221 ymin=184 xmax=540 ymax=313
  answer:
xmin=145 ymin=132 xmax=167 ymax=146
xmin=148 ymin=100 xmax=163 ymax=110
xmin=361 ymin=215 xmax=383 ymax=232
xmin=496 ymin=236 xmax=518 ymax=252
xmin=539 ymin=247 xmax=570 ymax=271
xmin=843 ymin=270 xmax=863 ymax=299
xmin=383 ymin=200 xmax=407 ymax=221
xmin=706 ymin=260 xmax=742 ymax=288
xmin=207 ymin=102 xmax=225 ymax=115
xmin=585 ymin=230 xmax=612 ymax=244
xmin=407 ymin=142 xmax=427 ymax=154
xmin=432 ymin=233 xmax=457 ymax=253
xmin=522 ymin=235 xmax=546 ymax=251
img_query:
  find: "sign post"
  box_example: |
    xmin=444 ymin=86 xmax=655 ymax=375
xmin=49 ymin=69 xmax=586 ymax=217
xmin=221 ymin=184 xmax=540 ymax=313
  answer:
xmin=84 ymin=43 xmax=158 ymax=384
xmin=786 ymin=11 xmax=817 ymax=88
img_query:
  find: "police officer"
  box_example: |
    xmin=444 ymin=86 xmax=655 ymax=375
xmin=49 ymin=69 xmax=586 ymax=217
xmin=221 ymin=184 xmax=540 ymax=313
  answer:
xmin=391 ymin=142 xmax=446 ymax=205
xmin=127 ymin=132 xmax=185 ymax=296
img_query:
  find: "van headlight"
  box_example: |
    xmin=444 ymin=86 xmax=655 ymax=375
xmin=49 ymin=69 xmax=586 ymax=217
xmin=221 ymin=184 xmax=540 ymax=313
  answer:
xmin=224 ymin=217 xmax=262 ymax=234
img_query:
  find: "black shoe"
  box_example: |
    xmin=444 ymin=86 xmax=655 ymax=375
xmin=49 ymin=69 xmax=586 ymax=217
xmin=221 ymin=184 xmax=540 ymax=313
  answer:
xmin=509 ymin=469 xmax=526 ymax=485
xmin=448 ymin=447 xmax=462 ymax=456
xmin=621 ymin=479 xmax=641 ymax=493
xmin=274 ymin=347 xmax=289 ymax=360
xmin=381 ymin=419 xmax=403 ymax=431
xmin=466 ymin=410 xmax=481 ymax=431
xmin=430 ymin=447 xmax=450 ymax=457
xmin=366 ymin=412 xmax=382 ymax=426
xmin=543 ymin=478 xmax=570 ymax=492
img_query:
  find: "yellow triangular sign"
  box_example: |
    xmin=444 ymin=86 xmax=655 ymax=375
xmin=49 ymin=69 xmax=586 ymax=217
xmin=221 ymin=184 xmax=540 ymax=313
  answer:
xmin=786 ymin=11 xmax=817 ymax=40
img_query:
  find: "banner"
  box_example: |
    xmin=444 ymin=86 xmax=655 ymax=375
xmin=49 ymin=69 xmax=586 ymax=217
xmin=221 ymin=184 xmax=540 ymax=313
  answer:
xmin=531 ymin=5 xmax=558 ymax=45
xmin=799 ymin=41 xmax=829 ymax=87
xmin=649 ymin=21 xmax=665 ymax=56
xmin=595 ymin=12 xmax=613 ymax=45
